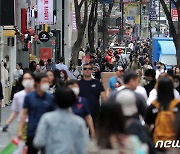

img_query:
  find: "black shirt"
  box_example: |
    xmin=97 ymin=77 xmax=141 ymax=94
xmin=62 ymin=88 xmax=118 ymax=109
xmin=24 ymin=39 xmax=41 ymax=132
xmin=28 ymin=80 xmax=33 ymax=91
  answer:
xmin=144 ymin=79 xmax=156 ymax=96
xmin=78 ymin=79 xmax=105 ymax=114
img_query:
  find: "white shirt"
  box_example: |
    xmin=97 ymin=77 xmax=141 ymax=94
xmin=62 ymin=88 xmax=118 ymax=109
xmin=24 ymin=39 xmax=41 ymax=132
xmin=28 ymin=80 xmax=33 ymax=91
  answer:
xmin=128 ymin=43 xmax=134 ymax=51
xmin=78 ymin=51 xmax=85 ymax=60
xmin=56 ymin=63 xmax=76 ymax=79
xmin=147 ymin=88 xmax=180 ymax=106
xmin=135 ymin=86 xmax=148 ymax=101
xmin=70 ymin=69 xmax=79 ymax=78
xmin=13 ymin=69 xmax=23 ymax=81
xmin=155 ymin=69 xmax=164 ymax=79
xmin=11 ymin=90 xmax=26 ymax=121
xmin=118 ymin=85 xmax=147 ymax=101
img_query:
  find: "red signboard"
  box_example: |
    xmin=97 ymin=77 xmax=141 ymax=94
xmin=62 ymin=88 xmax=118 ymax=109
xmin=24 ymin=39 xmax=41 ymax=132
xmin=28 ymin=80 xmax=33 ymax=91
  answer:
xmin=172 ymin=8 xmax=178 ymax=21
xmin=40 ymin=47 xmax=52 ymax=62
xmin=21 ymin=8 xmax=27 ymax=34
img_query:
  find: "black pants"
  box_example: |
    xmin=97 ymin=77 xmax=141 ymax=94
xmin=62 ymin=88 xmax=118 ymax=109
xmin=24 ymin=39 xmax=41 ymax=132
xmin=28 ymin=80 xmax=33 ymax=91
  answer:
xmin=78 ymin=59 xmax=82 ymax=66
xmin=10 ymin=86 xmax=17 ymax=101
xmin=26 ymin=137 xmax=39 ymax=154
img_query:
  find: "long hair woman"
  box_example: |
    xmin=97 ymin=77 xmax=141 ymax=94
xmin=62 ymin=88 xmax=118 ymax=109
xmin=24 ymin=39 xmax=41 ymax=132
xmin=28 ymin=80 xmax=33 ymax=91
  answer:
xmin=145 ymin=77 xmax=180 ymax=152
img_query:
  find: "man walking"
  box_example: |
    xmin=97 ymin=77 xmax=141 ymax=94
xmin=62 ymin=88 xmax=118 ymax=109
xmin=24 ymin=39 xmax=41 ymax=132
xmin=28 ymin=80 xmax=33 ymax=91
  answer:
xmin=18 ymin=74 xmax=55 ymax=154
xmin=78 ymin=63 xmax=106 ymax=121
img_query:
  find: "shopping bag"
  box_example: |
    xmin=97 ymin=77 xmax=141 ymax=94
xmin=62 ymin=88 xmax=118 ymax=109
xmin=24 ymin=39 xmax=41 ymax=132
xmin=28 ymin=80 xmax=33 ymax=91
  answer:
xmin=0 ymin=138 xmax=19 ymax=154
xmin=13 ymin=141 xmax=27 ymax=154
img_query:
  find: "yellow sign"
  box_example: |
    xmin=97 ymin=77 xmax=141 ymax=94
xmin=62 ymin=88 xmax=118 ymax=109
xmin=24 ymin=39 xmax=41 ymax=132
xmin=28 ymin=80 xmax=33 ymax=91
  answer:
xmin=135 ymin=16 xmax=140 ymax=24
xmin=44 ymin=24 xmax=48 ymax=32
xmin=3 ymin=30 xmax=15 ymax=37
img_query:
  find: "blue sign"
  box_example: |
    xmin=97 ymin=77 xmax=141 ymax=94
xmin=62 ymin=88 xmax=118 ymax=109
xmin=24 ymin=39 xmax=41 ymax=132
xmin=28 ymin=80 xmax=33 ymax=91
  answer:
xmin=127 ymin=16 xmax=134 ymax=20
xmin=99 ymin=0 xmax=113 ymax=4
xmin=171 ymin=2 xmax=176 ymax=9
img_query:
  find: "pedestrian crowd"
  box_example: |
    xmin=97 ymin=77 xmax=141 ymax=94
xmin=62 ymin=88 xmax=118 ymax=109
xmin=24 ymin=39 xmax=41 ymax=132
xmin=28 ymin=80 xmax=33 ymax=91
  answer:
xmin=1 ymin=39 xmax=180 ymax=154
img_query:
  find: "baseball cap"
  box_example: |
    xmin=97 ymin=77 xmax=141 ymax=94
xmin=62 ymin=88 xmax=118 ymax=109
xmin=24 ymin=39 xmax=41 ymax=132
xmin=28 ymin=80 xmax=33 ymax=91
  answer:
xmin=117 ymin=48 xmax=123 ymax=53
xmin=115 ymin=66 xmax=124 ymax=72
xmin=115 ymin=89 xmax=137 ymax=116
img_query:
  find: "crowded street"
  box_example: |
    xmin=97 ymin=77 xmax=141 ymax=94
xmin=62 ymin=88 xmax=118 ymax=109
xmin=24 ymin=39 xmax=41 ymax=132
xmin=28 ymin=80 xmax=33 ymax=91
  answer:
xmin=0 ymin=0 xmax=180 ymax=154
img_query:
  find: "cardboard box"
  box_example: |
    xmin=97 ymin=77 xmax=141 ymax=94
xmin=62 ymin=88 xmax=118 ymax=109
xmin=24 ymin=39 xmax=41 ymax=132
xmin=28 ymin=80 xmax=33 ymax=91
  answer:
xmin=101 ymin=72 xmax=116 ymax=90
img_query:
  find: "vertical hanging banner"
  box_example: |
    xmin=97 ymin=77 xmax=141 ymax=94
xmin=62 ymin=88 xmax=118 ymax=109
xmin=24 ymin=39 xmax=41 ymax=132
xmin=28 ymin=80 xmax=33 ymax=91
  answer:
xmin=171 ymin=3 xmax=178 ymax=21
xmin=21 ymin=8 xmax=27 ymax=34
xmin=37 ymin=0 xmax=53 ymax=25
xmin=71 ymin=12 xmax=77 ymax=31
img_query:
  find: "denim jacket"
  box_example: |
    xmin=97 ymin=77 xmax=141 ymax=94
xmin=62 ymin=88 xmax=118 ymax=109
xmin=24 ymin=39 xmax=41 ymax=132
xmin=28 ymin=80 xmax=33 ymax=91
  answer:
xmin=33 ymin=109 xmax=88 ymax=154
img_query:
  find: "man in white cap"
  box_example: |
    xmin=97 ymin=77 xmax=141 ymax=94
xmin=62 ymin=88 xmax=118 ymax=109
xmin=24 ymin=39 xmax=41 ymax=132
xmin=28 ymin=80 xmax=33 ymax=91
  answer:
xmin=115 ymin=89 xmax=156 ymax=154
xmin=115 ymin=89 xmax=137 ymax=117
xmin=112 ymin=70 xmax=147 ymax=118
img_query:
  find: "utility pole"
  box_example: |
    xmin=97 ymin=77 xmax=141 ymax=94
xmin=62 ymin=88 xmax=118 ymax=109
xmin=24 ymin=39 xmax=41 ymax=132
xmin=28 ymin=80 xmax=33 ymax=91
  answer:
xmin=62 ymin=0 xmax=64 ymax=57
xmin=139 ymin=0 xmax=142 ymax=39
xmin=121 ymin=0 xmax=124 ymax=42
xmin=103 ymin=4 xmax=105 ymax=52
xmin=158 ymin=1 xmax=160 ymax=37
xmin=169 ymin=0 xmax=172 ymax=37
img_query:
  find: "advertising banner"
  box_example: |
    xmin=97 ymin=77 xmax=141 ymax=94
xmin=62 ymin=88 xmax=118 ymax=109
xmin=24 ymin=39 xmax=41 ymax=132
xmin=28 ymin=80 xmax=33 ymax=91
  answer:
xmin=171 ymin=2 xmax=178 ymax=21
xmin=38 ymin=0 xmax=53 ymax=24
xmin=71 ymin=12 xmax=77 ymax=31
xmin=40 ymin=47 xmax=52 ymax=62
xmin=172 ymin=8 xmax=178 ymax=21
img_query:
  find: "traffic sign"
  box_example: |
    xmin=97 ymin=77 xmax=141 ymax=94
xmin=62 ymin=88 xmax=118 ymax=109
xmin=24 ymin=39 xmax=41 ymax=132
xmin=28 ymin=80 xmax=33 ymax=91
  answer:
xmin=149 ymin=11 xmax=157 ymax=21
xmin=39 ymin=31 xmax=50 ymax=42
xmin=99 ymin=0 xmax=113 ymax=4
xmin=127 ymin=16 xmax=134 ymax=20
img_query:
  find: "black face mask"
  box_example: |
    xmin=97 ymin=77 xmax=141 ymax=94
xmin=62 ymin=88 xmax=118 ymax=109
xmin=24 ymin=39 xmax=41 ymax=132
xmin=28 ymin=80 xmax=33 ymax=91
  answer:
xmin=157 ymin=66 xmax=161 ymax=69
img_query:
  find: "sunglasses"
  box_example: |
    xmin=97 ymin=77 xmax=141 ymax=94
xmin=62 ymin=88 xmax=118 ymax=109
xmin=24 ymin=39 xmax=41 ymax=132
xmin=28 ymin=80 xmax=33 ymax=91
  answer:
xmin=83 ymin=68 xmax=93 ymax=70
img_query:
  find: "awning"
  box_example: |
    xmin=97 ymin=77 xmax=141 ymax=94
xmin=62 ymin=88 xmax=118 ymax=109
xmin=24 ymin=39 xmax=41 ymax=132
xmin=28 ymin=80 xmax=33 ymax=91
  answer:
xmin=158 ymin=41 xmax=176 ymax=55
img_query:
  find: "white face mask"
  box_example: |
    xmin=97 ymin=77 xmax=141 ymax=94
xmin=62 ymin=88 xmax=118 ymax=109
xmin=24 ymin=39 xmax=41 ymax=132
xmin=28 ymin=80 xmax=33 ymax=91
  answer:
xmin=71 ymin=87 xmax=80 ymax=96
xmin=174 ymin=82 xmax=180 ymax=88
xmin=40 ymin=83 xmax=50 ymax=92
xmin=22 ymin=80 xmax=34 ymax=89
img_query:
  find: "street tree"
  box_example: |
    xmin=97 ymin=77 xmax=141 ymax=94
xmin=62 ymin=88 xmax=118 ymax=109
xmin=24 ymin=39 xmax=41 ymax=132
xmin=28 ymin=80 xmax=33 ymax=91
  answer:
xmin=72 ymin=0 xmax=88 ymax=65
xmin=102 ymin=1 xmax=114 ymax=51
xmin=159 ymin=0 xmax=180 ymax=65
xmin=88 ymin=0 xmax=98 ymax=53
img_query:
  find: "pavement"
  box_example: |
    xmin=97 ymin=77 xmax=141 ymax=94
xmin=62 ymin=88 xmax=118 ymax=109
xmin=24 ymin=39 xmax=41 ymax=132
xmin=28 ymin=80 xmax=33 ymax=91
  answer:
xmin=0 ymin=106 xmax=18 ymax=150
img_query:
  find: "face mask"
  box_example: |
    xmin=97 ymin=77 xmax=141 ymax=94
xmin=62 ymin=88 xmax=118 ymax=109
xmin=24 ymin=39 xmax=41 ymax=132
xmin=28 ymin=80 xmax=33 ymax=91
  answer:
xmin=157 ymin=66 xmax=161 ymax=69
xmin=174 ymin=82 xmax=180 ymax=88
xmin=60 ymin=73 xmax=64 ymax=78
xmin=22 ymin=80 xmax=34 ymax=89
xmin=40 ymin=83 xmax=50 ymax=92
xmin=71 ymin=87 xmax=80 ymax=96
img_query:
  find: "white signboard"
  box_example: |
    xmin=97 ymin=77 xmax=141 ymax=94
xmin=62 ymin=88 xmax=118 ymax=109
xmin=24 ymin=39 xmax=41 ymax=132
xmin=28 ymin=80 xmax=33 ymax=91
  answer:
xmin=38 ymin=0 xmax=53 ymax=25
xmin=71 ymin=12 xmax=77 ymax=31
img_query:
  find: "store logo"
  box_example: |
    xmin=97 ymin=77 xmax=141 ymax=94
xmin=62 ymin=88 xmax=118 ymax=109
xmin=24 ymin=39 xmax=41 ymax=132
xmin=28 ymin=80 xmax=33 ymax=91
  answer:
xmin=155 ymin=140 xmax=180 ymax=148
